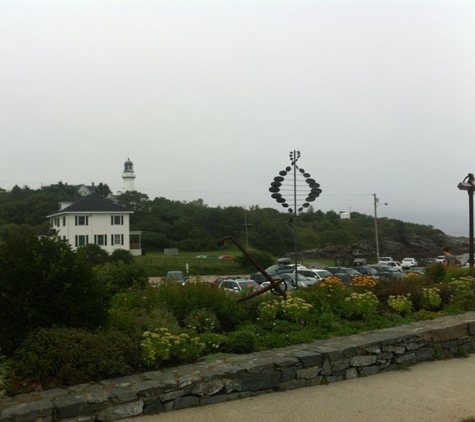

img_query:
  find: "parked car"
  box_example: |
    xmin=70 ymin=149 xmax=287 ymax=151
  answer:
xmin=435 ymin=256 xmax=445 ymax=264
xmin=324 ymin=267 xmax=352 ymax=285
xmin=218 ymin=255 xmax=234 ymax=260
xmin=249 ymin=272 xmax=269 ymax=284
xmin=352 ymin=258 xmax=367 ymax=266
xmin=339 ymin=267 xmax=363 ymax=279
xmin=210 ymin=276 xmax=243 ymax=287
xmin=401 ymin=258 xmax=418 ymax=269
xmin=260 ymin=279 xmax=295 ymax=292
xmin=371 ymin=265 xmax=404 ymax=279
xmin=381 ymin=261 xmax=403 ymax=272
xmin=274 ymin=264 xmax=307 ymax=275
xmin=164 ymin=271 xmax=188 ymax=285
xmin=277 ymin=273 xmax=315 ymax=288
xmin=297 ymin=269 xmax=331 ymax=284
xmin=378 ymin=257 xmax=395 ymax=264
xmin=218 ymin=279 xmax=259 ymax=293
xmin=351 ymin=266 xmax=378 ymax=277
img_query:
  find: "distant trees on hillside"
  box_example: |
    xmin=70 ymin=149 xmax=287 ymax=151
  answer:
xmin=0 ymin=183 xmax=447 ymax=257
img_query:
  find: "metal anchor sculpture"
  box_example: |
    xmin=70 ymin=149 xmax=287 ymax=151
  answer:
xmin=217 ymin=235 xmax=288 ymax=303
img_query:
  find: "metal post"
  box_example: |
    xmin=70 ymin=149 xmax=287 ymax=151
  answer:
xmin=373 ymin=193 xmax=380 ymax=262
xmin=291 ymin=150 xmax=299 ymax=287
xmin=469 ymin=188 xmax=474 ymax=271
xmin=458 ymin=174 xmax=475 ymax=273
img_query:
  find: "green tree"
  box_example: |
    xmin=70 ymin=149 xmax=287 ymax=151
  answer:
xmin=95 ymin=183 xmax=112 ymax=198
xmin=76 ymin=243 xmax=110 ymax=266
xmin=0 ymin=235 xmax=109 ymax=355
xmin=110 ymin=248 xmax=135 ymax=264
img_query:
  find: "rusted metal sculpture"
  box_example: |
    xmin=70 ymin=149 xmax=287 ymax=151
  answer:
xmin=217 ymin=235 xmax=287 ymax=302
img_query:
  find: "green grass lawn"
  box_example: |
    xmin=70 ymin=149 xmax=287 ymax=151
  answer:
xmin=135 ymin=248 xmax=245 ymax=277
xmin=135 ymin=249 xmax=335 ymax=277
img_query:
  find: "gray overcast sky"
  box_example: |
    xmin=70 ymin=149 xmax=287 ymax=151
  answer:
xmin=1 ymin=0 xmax=475 ymax=236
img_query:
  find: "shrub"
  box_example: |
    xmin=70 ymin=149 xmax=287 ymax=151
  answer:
xmin=140 ymin=328 xmax=205 ymax=368
xmin=226 ymin=330 xmax=257 ymax=354
xmin=343 ymin=291 xmax=379 ymax=319
xmin=295 ymin=277 xmax=347 ymax=316
xmin=199 ymin=332 xmax=228 ymax=354
xmin=183 ymin=309 xmax=221 ymax=333
xmin=421 ymin=287 xmax=442 ymax=311
xmin=153 ymin=281 xmax=247 ymax=332
xmin=94 ymin=261 xmax=148 ymax=298
xmin=0 ymin=351 xmax=9 ymax=398
xmin=448 ymin=276 xmax=475 ymax=311
xmin=108 ymin=305 xmax=181 ymax=340
xmin=257 ymin=298 xmax=282 ymax=321
xmin=257 ymin=295 xmax=313 ymax=323
xmin=76 ymin=243 xmax=110 ymax=266
xmin=387 ymin=294 xmax=412 ymax=315
xmin=0 ymin=235 xmax=109 ymax=355
xmin=424 ymin=263 xmax=447 ymax=283
xmin=351 ymin=275 xmax=379 ymax=290
xmin=12 ymin=327 xmax=140 ymax=390
xmin=110 ymin=248 xmax=135 ymax=264
xmin=280 ymin=296 xmax=313 ymax=323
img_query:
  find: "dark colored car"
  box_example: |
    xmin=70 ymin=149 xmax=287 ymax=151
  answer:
xmin=249 ymin=272 xmax=269 ymax=284
xmin=352 ymin=266 xmax=379 ymax=277
xmin=164 ymin=271 xmax=188 ymax=285
xmin=324 ymin=267 xmax=352 ymax=285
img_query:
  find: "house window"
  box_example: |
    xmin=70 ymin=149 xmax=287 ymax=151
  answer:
xmin=62 ymin=216 xmax=66 ymax=226
xmin=75 ymin=235 xmax=89 ymax=247
xmin=111 ymin=215 xmax=124 ymax=225
xmin=111 ymin=234 xmax=124 ymax=246
xmin=94 ymin=234 xmax=107 ymax=246
xmin=75 ymin=215 xmax=89 ymax=226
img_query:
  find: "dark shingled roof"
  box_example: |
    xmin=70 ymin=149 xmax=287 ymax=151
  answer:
xmin=48 ymin=195 xmax=131 ymax=216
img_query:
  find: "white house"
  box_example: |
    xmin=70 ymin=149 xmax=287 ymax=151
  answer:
xmin=47 ymin=195 xmax=142 ymax=256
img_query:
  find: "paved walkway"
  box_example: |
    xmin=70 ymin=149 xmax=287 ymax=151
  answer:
xmin=124 ymin=354 xmax=475 ymax=422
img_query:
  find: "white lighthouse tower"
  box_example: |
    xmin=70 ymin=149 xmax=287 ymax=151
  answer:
xmin=122 ymin=158 xmax=136 ymax=192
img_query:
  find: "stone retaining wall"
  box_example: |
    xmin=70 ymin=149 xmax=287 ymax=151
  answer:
xmin=2 ymin=312 xmax=475 ymax=422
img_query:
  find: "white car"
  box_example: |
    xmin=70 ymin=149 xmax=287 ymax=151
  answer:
xmin=378 ymin=257 xmax=394 ymax=264
xmin=401 ymin=258 xmax=418 ymax=269
xmin=435 ymin=256 xmax=445 ymax=264
xmin=381 ymin=261 xmax=403 ymax=272
xmin=297 ymin=269 xmax=332 ymax=284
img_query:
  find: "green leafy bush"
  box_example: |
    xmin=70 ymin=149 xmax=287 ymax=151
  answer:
xmin=293 ymin=277 xmax=347 ymax=316
xmin=140 ymin=328 xmax=205 ymax=368
xmin=76 ymin=243 xmax=110 ymax=266
xmin=387 ymin=294 xmax=413 ymax=315
xmin=108 ymin=306 xmax=181 ymax=340
xmin=226 ymin=330 xmax=257 ymax=354
xmin=93 ymin=261 xmax=148 ymax=298
xmin=343 ymin=291 xmax=379 ymax=319
xmin=184 ymin=308 xmax=221 ymax=333
xmin=0 ymin=235 xmax=109 ymax=355
xmin=110 ymin=248 xmax=135 ymax=264
xmin=12 ymin=327 xmax=140 ymax=390
xmin=421 ymin=287 xmax=442 ymax=310
xmin=153 ymin=281 xmax=247 ymax=331
xmin=198 ymin=332 xmax=228 ymax=354
xmin=0 ymin=351 xmax=9 ymax=398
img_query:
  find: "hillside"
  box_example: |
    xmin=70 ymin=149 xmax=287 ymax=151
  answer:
xmin=0 ymin=183 xmax=468 ymax=262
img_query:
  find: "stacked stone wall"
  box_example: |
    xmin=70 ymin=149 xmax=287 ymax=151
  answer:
xmin=2 ymin=312 xmax=475 ymax=422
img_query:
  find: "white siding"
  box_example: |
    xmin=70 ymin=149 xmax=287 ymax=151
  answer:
xmin=53 ymin=212 xmax=130 ymax=253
